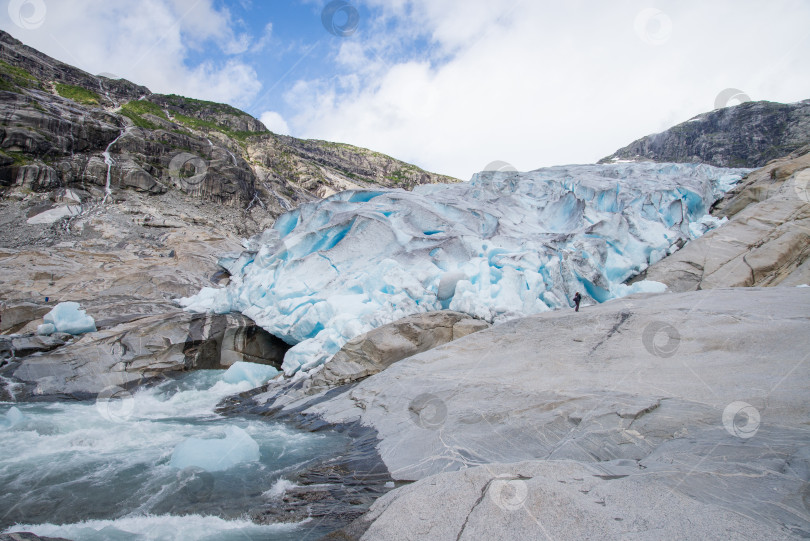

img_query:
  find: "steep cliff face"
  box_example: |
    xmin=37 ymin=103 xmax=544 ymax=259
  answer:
xmin=600 ymin=99 xmax=810 ymax=168
xmin=0 ymin=30 xmax=458 ymax=217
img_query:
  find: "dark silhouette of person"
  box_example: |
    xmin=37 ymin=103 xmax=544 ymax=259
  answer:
xmin=573 ymin=292 xmax=582 ymax=312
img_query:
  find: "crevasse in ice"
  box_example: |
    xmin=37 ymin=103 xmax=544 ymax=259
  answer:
xmin=180 ymin=162 xmax=750 ymax=376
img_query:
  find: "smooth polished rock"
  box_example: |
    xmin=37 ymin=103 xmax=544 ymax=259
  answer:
xmin=305 ymin=311 xmax=487 ymax=393
xmin=296 ymin=287 xmax=810 ymax=539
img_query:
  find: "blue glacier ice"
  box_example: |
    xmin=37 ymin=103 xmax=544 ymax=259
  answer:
xmin=0 ymin=406 xmax=24 ymax=430
xmin=41 ymin=301 xmax=96 ymax=335
xmin=222 ymin=361 xmax=279 ymax=387
xmin=180 ymin=162 xmax=750 ymax=376
xmin=169 ymin=426 xmax=260 ymax=472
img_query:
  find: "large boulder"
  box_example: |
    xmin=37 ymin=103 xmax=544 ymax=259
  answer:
xmin=305 ymin=311 xmax=488 ymax=393
xmin=8 ymin=311 xmax=287 ymax=397
xmin=0 ymin=302 xmax=50 ymax=333
xmin=1 ymin=333 xmax=72 ymax=358
xmin=0 ymin=533 xmax=72 ymax=541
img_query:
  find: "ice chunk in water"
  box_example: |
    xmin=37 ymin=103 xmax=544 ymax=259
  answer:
xmin=170 ymin=426 xmax=260 ymax=472
xmin=222 ymin=361 xmax=279 ymax=388
xmin=0 ymin=406 xmax=24 ymax=430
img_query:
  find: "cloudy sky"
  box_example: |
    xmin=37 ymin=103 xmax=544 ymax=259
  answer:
xmin=2 ymin=0 xmax=808 ymax=180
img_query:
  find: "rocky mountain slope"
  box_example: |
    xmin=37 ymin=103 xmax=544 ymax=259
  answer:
xmin=600 ymin=99 xmax=810 ymax=168
xmin=0 ymin=30 xmax=457 ymax=368
xmin=0 ymin=30 xmax=457 ymax=214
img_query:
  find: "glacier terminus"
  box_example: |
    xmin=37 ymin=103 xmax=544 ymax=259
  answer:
xmin=181 ymin=162 xmax=751 ymax=375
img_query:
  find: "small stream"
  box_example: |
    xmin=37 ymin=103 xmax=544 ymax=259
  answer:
xmin=0 ymin=371 xmax=364 ymax=540
xmin=101 ymin=129 xmax=126 ymax=204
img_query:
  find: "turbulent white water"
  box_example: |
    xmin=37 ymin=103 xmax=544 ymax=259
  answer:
xmin=182 ymin=162 xmax=750 ymax=375
xmin=0 ymin=371 xmax=347 ymax=540
xmin=5 ymin=515 xmax=306 ymax=541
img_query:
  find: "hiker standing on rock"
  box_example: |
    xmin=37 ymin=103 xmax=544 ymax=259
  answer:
xmin=573 ymin=292 xmax=582 ymax=312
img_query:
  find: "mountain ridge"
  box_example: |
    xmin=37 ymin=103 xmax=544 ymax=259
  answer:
xmin=0 ymin=29 xmax=458 ymax=227
xmin=600 ymin=98 xmax=810 ymax=168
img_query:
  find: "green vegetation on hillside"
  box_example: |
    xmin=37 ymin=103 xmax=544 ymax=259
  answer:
xmin=163 ymin=94 xmax=249 ymax=117
xmin=119 ymin=100 xmax=168 ymax=130
xmin=118 ymin=95 xmax=266 ymax=142
xmin=55 ymin=83 xmax=100 ymax=105
xmin=0 ymin=60 xmax=38 ymax=92
xmin=173 ymin=112 xmax=264 ymax=143
xmin=386 ymin=169 xmax=407 ymax=183
xmin=0 ymin=149 xmax=32 ymax=165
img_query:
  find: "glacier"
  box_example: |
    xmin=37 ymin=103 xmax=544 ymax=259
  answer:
xmin=180 ymin=162 xmax=750 ymax=376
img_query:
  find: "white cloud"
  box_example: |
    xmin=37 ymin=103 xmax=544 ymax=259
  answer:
xmin=259 ymin=111 xmax=290 ymax=134
xmin=2 ymin=0 xmax=808 ymax=181
xmin=250 ymin=22 xmax=274 ymax=54
xmin=289 ymin=0 xmax=810 ymax=180
xmin=0 ymin=0 xmax=262 ymax=107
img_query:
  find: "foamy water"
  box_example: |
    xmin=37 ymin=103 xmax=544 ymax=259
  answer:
xmin=0 ymin=370 xmax=347 ymax=540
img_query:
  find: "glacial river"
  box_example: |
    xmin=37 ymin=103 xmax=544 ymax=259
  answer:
xmin=0 ymin=371 xmax=352 ymax=540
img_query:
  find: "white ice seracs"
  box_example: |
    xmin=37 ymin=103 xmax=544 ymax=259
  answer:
xmin=181 ymin=162 xmax=750 ymax=376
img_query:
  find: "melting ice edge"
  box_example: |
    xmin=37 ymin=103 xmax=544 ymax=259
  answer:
xmin=181 ymin=162 xmax=751 ymax=375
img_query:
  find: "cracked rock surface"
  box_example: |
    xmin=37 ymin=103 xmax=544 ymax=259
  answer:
xmin=306 ymin=287 xmax=810 ymax=539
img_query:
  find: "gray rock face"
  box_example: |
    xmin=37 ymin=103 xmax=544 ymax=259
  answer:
xmin=352 ymin=459 xmax=802 ymax=540
xmin=451 ymin=318 xmax=489 ymax=339
xmin=8 ymin=311 xmax=287 ymax=397
xmin=640 ymin=147 xmax=810 ymax=290
xmin=305 ymin=311 xmax=488 ymax=393
xmin=600 ymin=99 xmax=810 ymax=168
xmin=0 ymin=533 xmax=72 ymax=541
xmin=220 ymin=324 xmax=289 ymax=367
xmin=0 ymin=302 xmax=49 ymax=333
xmin=0 ymin=29 xmax=458 ymax=215
xmin=261 ymin=135 xmax=459 ymax=197
xmin=287 ymin=287 xmax=810 ymax=538
xmin=0 ymin=333 xmax=72 ymax=358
